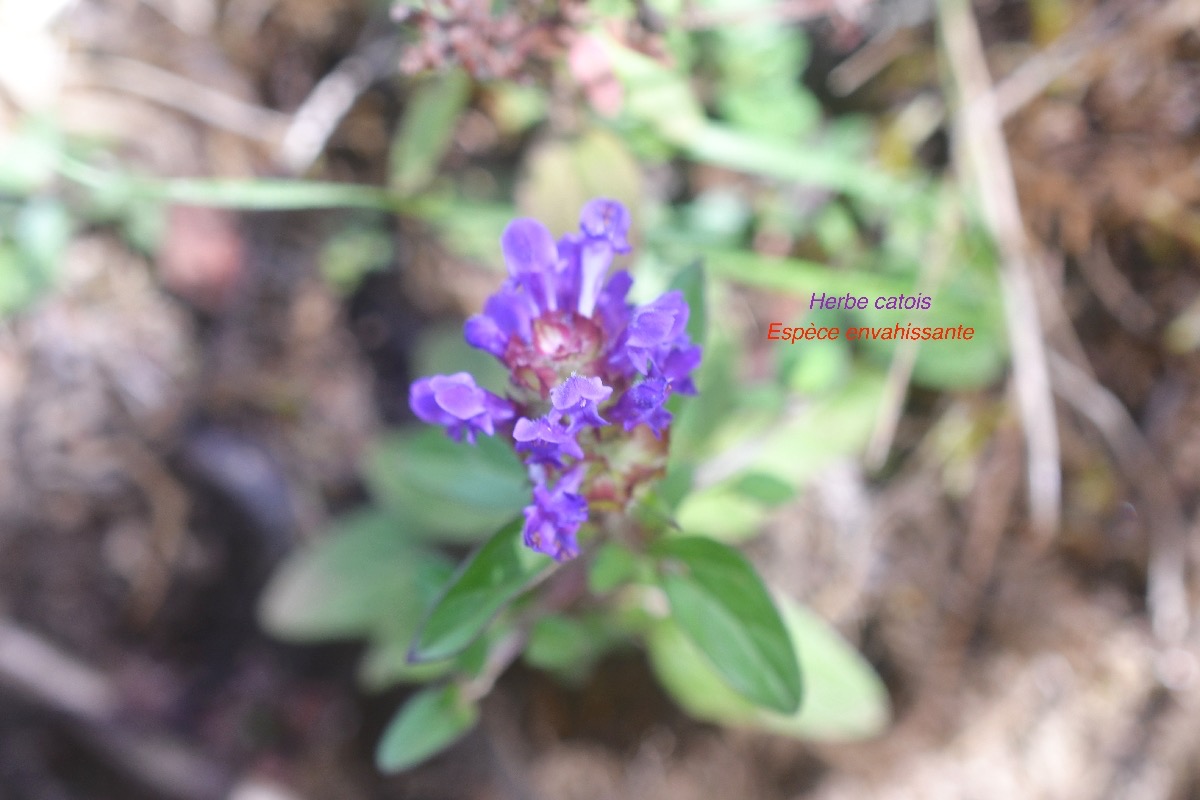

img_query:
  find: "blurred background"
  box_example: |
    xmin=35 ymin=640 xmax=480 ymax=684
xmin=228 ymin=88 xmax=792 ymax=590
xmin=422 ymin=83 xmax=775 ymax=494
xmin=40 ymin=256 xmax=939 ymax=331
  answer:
xmin=1 ymin=0 xmax=1199 ymax=797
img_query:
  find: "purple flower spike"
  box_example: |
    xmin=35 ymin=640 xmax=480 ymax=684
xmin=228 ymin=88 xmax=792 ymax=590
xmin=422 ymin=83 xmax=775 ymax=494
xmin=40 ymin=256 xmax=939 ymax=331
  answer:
xmin=579 ymin=198 xmax=632 ymax=253
xmin=513 ymin=415 xmax=584 ymax=465
xmin=523 ymin=468 xmax=588 ymax=561
xmin=409 ymin=199 xmax=702 ymax=561
xmin=410 ymin=373 xmax=514 ymax=444
xmin=611 ymin=376 xmax=672 ymax=437
xmin=551 ymin=374 xmax=612 ymax=429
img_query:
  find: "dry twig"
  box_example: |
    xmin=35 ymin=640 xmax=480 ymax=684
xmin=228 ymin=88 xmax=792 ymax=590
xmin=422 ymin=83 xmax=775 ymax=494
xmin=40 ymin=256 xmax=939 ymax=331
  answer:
xmin=1048 ymin=351 xmax=1190 ymax=644
xmin=938 ymin=0 xmax=1061 ymax=541
xmin=77 ymin=55 xmax=288 ymax=144
xmin=0 ymin=619 xmax=235 ymax=799
xmin=278 ymin=36 xmax=401 ymax=174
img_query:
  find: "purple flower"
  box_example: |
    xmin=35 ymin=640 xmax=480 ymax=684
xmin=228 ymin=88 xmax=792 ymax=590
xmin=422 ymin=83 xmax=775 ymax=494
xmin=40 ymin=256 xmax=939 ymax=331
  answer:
xmin=409 ymin=373 xmax=514 ymax=444
xmin=611 ymin=376 xmax=672 ymax=437
xmin=408 ymin=199 xmax=702 ymax=560
xmin=464 ymin=283 xmax=536 ymax=357
xmin=657 ymin=344 xmax=703 ymax=396
xmin=523 ymin=467 xmax=588 ymax=561
xmin=623 ymin=291 xmax=691 ymax=375
xmin=551 ymin=374 xmax=612 ymax=429
xmin=579 ymin=198 xmax=632 ymax=253
xmin=512 ymin=415 xmax=583 ymax=466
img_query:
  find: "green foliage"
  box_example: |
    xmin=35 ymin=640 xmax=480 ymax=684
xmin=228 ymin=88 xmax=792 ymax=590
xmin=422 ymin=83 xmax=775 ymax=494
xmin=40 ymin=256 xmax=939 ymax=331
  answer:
xmin=390 ymin=69 xmax=472 ymax=196
xmin=652 ymin=536 xmax=801 ymax=714
xmin=259 ymin=510 xmax=448 ymax=642
xmin=0 ymin=197 xmax=70 ymax=314
xmin=518 ymin=130 xmax=642 ymax=238
xmin=319 ymin=222 xmax=393 ymax=295
xmin=365 ymin=428 xmax=529 ymax=542
xmin=376 ymin=685 xmax=479 ymax=772
xmin=256 ymin=0 xmax=1022 ymax=774
xmin=587 ymin=542 xmax=644 ymax=594
xmin=410 ymin=519 xmax=554 ymax=662
xmin=524 ymin=613 xmax=621 ymax=683
xmin=646 ymin=594 xmax=890 ymax=740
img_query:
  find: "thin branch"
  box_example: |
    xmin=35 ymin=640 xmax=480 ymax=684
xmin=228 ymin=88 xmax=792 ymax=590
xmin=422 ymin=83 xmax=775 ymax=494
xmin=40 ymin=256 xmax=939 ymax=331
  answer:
xmin=77 ymin=55 xmax=288 ymax=144
xmin=0 ymin=619 xmax=234 ymax=799
xmin=938 ymin=0 xmax=1061 ymax=541
xmin=278 ymin=37 xmax=401 ymax=174
xmin=0 ymin=620 xmax=119 ymax=720
xmin=1048 ymin=351 xmax=1190 ymax=643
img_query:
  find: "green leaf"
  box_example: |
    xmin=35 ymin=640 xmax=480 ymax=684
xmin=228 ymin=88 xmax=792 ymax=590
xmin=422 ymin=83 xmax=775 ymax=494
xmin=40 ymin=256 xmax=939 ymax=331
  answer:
xmin=0 ymin=246 xmax=38 ymax=315
xmin=0 ymin=116 xmax=62 ymax=193
xmin=391 ymin=69 xmax=472 ymax=196
xmin=689 ymin=371 xmax=882 ymax=495
xmin=411 ymin=519 xmax=554 ymax=662
xmin=59 ymin=157 xmax=407 ymax=211
xmin=668 ymin=334 xmax=737 ymax=464
xmin=357 ymin=555 xmax=459 ymax=690
xmin=600 ymin=37 xmax=706 ymax=143
xmin=729 ymin=473 xmax=795 ymax=507
xmin=524 ymin=613 xmax=617 ymax=683
xmin=601 ymin=36 xmax=914 ymax=207
xmin=587 ymin=542 xmax=643 ymax=594
xmin=15 ymin=198 xmax=71 ymax=280
xmin=675 ymin=486 xmax=768 ymax=543
xmin=376 ymin=684 xmax=479 ymax=772
xmin=365 ymin=428 xmax=529 ymax=541
xmin=258 ymin=510 xmax=452 ymax=641
xmin=652 ymin=537 xmax=800 ymax=713
xmin=646 ymin=595 xmax=890 ymax=741
xmin=319 ymin=224 xmax=392 ymax=294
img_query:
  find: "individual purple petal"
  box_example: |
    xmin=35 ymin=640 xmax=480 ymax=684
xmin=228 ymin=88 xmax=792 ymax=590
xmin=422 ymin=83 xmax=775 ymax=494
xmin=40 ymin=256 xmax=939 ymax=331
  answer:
xmin=594 ymin=270 xmax=633 ymax=338
xmin=463 ymin=314 xmax=508 ymax=358
xmin=550 ymin=373 xmax=612 ymax=429
xmin=522 ymin=468 xmax=588 ymax=561
xmin=579 ymin=198 xmax=631 ymax=253
xmin=611 ymin=376 xmax=673 ymax=437
xmin=465 ymin=282 xmax=536 ymax=357
xmin=430 ymin=373 xmax=487 ymax=419
xmin=502 ymin=218 xmax=558 ymax=276
xmin=409 ymin=372 xmax=513 ymax=444
xmin=554 ymin=235 xmax=584 ymax=313
xmin=575 ymin=238 xmax=615 ymax=318
xmin=512 ymin=415 xmax=583 ymax=465
xmin=502 ymin=218 xmax=559 ymax=312
xmin=408 ymin=377 xmax=445 ymax=424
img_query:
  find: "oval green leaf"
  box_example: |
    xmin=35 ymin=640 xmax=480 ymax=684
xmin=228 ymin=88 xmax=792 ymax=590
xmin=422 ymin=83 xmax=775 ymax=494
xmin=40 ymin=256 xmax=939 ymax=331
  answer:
xmin=365 ymin=427 xmax=530 ymax=541
xmin=411 ymin=518 xmax=554 ymax=662
xmin=375 ymin=684 xmax=479 ymax=772
xmin=652 ymin=536 xmax=801 ymax=714
xmin=646 ymin=594 xmax=890 ymax=740
xmin=258 ymin=510 xmax=450 ymax=642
